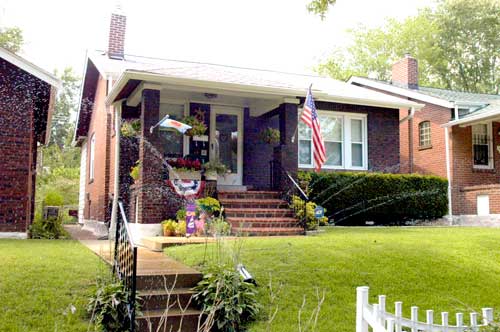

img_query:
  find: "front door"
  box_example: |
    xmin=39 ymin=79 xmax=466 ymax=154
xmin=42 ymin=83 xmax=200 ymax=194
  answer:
xmin=210 ymin=106 xmax=243 ymax=186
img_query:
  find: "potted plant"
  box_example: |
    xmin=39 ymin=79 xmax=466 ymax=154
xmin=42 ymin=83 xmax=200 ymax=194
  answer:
xmin=196 ymin=197 xmax=221 ymax=217
xmin=202 ymin=160 xmax=227 ymax=181
xmin=259 ymin=127 xmax=280 ymax=145
xmin=161 ymin=219 xmax=177 ymax=236
xmin=182 ymin=116 xmax=207 ymax=137
xmin=175 ymin=220 xmax=186 ymax=237
xmin=168 ymin=157 xmax=202 ymax=180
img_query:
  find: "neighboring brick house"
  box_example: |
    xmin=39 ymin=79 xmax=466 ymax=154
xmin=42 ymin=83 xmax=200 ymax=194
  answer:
xmin=350 ymin=55 xmax=500 ymax=223
xmin=74 ymin=10 xmax=421 ymax=237
xmin=0 ymin=47 xmax=60 ymax=237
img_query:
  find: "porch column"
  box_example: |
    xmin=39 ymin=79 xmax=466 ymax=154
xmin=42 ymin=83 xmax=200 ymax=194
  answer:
xmin=138 ymin=88 xmax=164 ymax=224
xmin=275 ymin=103 xmax=298 ymax=189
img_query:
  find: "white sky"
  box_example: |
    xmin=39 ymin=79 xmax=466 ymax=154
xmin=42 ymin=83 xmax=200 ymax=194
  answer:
xmin=1 ymin=0 xmax=434 ymax=77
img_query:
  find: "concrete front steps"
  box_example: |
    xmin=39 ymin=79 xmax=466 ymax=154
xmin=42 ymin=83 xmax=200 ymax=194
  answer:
xmin=219 ymin=190 xmax=305 ymax=236
xmin=133 ymin=250 xmax=204 ymax=332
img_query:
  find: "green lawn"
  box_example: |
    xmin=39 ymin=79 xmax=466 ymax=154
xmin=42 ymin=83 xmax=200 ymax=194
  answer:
xmin=166 ymin=227 xmax=500 ymax=332
xmin=0 ymin=239 xmax=102 ymax=332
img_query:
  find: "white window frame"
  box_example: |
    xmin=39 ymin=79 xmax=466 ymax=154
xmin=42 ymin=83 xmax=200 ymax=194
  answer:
xmin=89 ymin=133 xmax=96 ymax=181
xmin=472 ymin=122 xmax=494 ymax=169
xmin=298 ymin=110 xmax=368 ymax=171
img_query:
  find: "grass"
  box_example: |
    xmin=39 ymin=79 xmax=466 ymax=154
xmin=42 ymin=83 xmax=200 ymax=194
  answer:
xmin=166 ymin=227 xmax=500 ymax=332
xmin=0 ymin=239 xmax=104 ymax=332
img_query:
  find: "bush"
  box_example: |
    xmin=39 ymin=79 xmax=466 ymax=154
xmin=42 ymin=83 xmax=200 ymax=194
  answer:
xmin=194 ymin=264 xmax=260 ymax=332
xmin=87 ymin=279 xmax=137 ymax=332
xmin=291 ymin=195 xmax=329 ymax=230
xmin=44 ymin=191 xmax=64 ymax=206
xmin=306 ymin=172 xmax=448 ymax=225
xmin=30 ymin=216 xmax=68 ymax=239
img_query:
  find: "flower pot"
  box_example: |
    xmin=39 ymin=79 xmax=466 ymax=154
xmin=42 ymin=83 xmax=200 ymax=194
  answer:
xmin=205 ymin=171 xmax=217 ymax=181
xmin=163 ymin=228 xmax=174 ymax=237
xmin=171 ymin=169 xmax=201 ymax=180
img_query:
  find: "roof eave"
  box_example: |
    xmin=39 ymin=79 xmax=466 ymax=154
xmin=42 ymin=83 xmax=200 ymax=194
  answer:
xmin=106 ymin=70 xmax=423 ymax=110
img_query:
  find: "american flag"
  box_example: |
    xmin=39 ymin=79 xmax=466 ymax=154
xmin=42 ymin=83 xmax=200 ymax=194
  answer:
xmin=300 ymin=86 xmax=326 ymax=172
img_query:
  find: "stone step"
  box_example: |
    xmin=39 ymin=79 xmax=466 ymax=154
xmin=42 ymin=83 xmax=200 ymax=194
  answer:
xmin=219 ymin=198 xmax=289 ymax=209
xmin=136 ymin=308 xmax=203 ymax=332
xmin=138 ymin=288 xmax=197 ymax=311
xmin=218 ymin=190 xmax=281 ymax=200
xmin=136 ymin=272 xmax=202 ymax=291
xmin=227 ymin=217 xmax=299 ymax=229
xmin=224 ymin=208 xmax=295 ymax=219
xmin=232 ymin=227 xmax=305 ymax=236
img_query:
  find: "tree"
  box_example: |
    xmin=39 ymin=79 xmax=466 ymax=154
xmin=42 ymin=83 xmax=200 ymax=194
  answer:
xmin=307 ymin=0 xmax=337 ymax=19
xmin=318 ymin=0 xmax=500 ymax=94
xmin=0 ymin=27 xmax=23 ymax=53
xmin=50 ymin=67 xmax=80 ymax=147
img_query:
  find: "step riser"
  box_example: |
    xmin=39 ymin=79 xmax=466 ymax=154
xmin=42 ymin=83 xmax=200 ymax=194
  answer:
xmin=137 ymin=274 xmax=202 ymax=290
xmin=137 ymin=315 xmax=202 ymax=332
xmin=221 ymin=202 xmax=289 ymax=209
xmin=232 ymin=230 xmax=304 ymax=236
xmin=219 ymin=192 xmax=281 ymax=200
xmin=225 ymin=211 xmax=295 ymax=218
xmin=229 ymin=221 xmax=299 ymax=228
xmin=139 ymin=293 xmax=196 ymax=311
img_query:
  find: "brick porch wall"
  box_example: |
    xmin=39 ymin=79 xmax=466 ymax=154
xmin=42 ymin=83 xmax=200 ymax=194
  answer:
xmin=451 ymin=123 xmax=500 ymax=215
xmin=0 ymin=58 xmax=46 ymax=232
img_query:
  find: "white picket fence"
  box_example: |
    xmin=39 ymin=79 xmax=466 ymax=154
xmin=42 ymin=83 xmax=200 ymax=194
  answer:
xmin=356 ymin=286 xmax=494 ymax=332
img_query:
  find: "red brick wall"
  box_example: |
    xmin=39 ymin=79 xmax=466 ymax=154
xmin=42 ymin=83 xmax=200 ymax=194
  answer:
xmin=108 ymin=12 xmax=126 ymax=59
xmin=0 ymin=58 xmax=46 ymax=232
xmin=84 ymin=76 xmax=112 ymax=222
xmin=451 ymin=123 xmax=500 ymax=215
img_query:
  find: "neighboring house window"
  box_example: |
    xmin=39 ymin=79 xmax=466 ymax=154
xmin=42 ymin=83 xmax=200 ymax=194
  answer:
xmin=159 ymin=103 xmax=185 ymax=158
xmin=472 ymin=123 xmax=493 ymax=168
xmin=89 ymin=133 xmax=96 ymax=181
xmin=419 ymin=121 xmax=431 ymax=148
xmin=298 ymin=111 xmax=367 ymax=170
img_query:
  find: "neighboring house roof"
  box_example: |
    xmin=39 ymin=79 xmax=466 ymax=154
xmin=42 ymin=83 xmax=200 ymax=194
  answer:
xmin=73 ymin=50 xmax=424 ymax=143
xmin=348 ymin=76 xmax=500 ymax=127
xmin=0 ymin=47 xmax=61 ymax=144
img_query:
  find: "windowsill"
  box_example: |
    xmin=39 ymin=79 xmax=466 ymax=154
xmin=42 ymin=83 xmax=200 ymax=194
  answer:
xmin=299 ymin=165 xmax=368 ymax=171
xmin=472 ymin=167 xmax=495 ymax=173
xmin=418 ymin=145 xmax=432 ymax=151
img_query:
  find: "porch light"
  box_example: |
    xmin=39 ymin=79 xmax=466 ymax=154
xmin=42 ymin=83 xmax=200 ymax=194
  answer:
xmin=237 ymin=264 xmax=256 ymax=285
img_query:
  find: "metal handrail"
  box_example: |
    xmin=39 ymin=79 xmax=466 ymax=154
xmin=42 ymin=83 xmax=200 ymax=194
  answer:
xmin=114 ymin=201 xmax=138 ymax=332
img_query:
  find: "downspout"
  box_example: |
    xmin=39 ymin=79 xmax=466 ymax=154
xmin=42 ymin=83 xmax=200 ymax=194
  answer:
xmin=109 ymin=102 xmax=121 ymax=239
xmin=400 ymin=107 xmax=416 ymax=173
xmin=444 ymin=126 xmax=453 ymax=224
xmin=454 ymin=104 xmax=459 ymax=120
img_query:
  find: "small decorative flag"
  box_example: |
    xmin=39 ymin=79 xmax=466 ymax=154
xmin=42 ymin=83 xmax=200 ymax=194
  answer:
xmin=185 ymin=202 xmax=197 ymax=237
xmin=158 ymin=116 xmax=192 ymax=134
xmin=300 ymin=85 xmax=326 ymax=172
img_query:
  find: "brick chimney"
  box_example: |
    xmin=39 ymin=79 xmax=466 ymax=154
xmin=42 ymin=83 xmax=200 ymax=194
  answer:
xmin=391 ymin=53 xmax=418 ymax=89
xmin=107 ymin=6 xmax=126 ymax=60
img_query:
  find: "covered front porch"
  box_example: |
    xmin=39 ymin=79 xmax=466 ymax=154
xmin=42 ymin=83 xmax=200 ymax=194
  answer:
xmin=113 ymin=80 xmax=300 ymax=225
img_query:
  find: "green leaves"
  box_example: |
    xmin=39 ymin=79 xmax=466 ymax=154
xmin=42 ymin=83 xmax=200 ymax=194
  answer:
xmin=194 ymin=264 xmax=260 ymax=332
xmin=306 ymin=0 xmax=337 ymax=20
xmin=0 ymin=27 xmax=23 ymax=53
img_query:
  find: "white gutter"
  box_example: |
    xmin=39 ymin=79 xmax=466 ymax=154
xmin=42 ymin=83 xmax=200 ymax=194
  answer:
xmin=109 ymin=101 xmax=122 ymax=239
xmin=105 ymin=70 xmax=424 ymax=110
xmin=454 ymin=104 xmax=459 ymax=121
xmin=443 ymin=107 xmax=500 ymax=127
xmin=444 ymin=126 xmax=453 ymax=224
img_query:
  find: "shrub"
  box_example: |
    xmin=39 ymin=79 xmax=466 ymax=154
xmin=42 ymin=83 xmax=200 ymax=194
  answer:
xmin=87 ymin=279 xmax=137 ymax=332
xmin=30 ymin=216 xmax=67 ymax=239
xmin=176 ymin=208 xmax=186 ymax=221
xmin=307 ymin=172 xmax=448 ymax=225
xmin=44 ymin=190 xmax=64 ymax=206
xmin=194 ymin=264 xmax=260 ymax=332
xmin=290 ymin=195 xmax=328 ymax=230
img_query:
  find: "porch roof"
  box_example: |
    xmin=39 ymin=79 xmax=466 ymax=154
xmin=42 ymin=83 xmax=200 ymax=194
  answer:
xmin=86 ymin=50 xmax=423 ymax=110
xmin=443 ymin=100 xmax=500 ymax=127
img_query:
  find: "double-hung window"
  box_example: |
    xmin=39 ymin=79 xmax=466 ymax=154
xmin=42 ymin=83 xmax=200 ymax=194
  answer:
xmin=472 ymin=123 xmax=493 ymax=169
xmin=298 ymin=111 xmax=367 ymax=170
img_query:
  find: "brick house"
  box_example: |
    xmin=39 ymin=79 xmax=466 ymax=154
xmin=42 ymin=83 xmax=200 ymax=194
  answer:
xmin=0 ymin=47 xmax=60 ymax=237
xmin=74 ymin=10 xmax=421 ymax=237
xmin=349 ymin=55 xmax=500 ymax=224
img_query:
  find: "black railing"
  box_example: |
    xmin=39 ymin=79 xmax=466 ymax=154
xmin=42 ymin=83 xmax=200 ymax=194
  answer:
xmin=270 ymin=159 xmax=309 ymax=232
xmin=114 ymin=201 xmax=138 ymax=332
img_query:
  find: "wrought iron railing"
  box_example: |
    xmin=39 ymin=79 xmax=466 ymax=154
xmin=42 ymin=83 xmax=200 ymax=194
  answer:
xmin=114 ymin=201 xmax=138 ymax=332
xmin=270 ymin=159 xmax=309 ymax=232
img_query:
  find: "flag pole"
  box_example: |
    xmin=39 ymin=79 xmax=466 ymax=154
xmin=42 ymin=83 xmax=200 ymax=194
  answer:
xmin=291 ymin=84 xmax=312 ymax=143
xmin=150 ymin=114 xmax=170 ymax=134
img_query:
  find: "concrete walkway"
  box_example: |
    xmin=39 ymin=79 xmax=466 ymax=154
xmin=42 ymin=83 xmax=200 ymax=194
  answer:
xmin=64 ymin=224 xmax=199 ymax=275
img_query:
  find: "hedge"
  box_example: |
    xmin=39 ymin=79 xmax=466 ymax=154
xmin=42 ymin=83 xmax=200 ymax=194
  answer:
xmin=304 ymin=172 xmax=448 ymax=225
